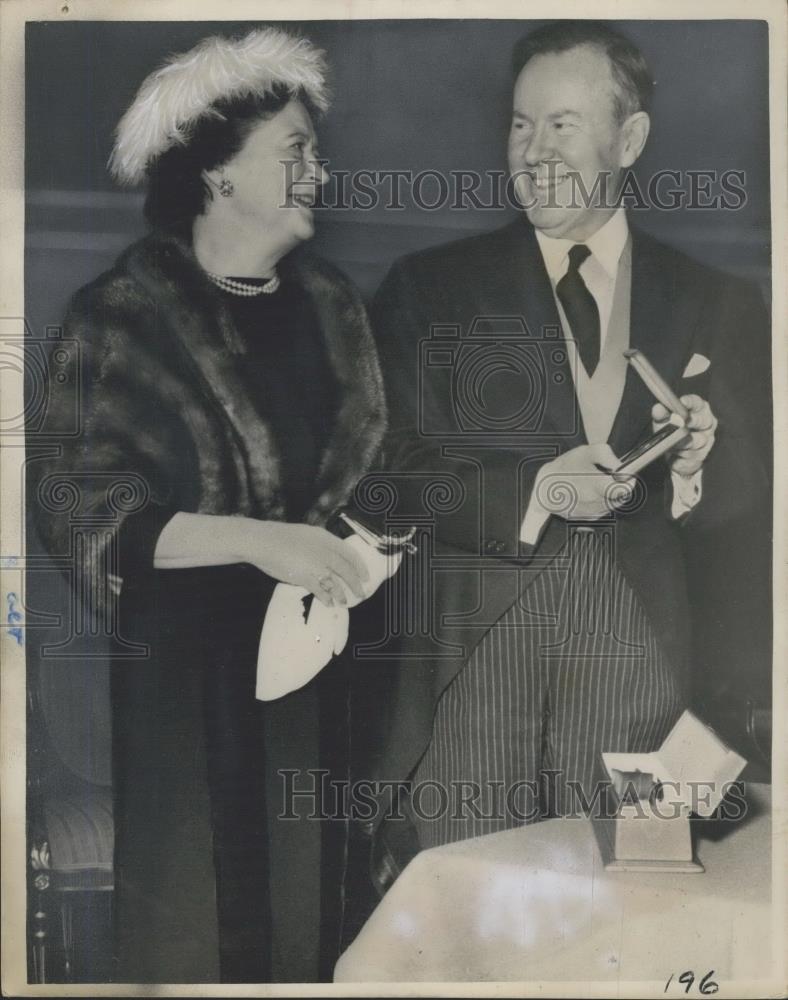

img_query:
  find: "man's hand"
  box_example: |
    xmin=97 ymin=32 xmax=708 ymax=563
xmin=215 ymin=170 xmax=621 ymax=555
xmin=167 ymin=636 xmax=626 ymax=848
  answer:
xmin=535 ymin=443 xmax=635 ymax=521
xmin=652 ymin=394 xmax=717 ymax=477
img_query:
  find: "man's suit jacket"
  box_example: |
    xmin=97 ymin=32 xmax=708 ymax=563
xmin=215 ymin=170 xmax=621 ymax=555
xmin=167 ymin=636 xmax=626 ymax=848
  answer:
xmin=355 ymin=216 xmax=771 ymax=825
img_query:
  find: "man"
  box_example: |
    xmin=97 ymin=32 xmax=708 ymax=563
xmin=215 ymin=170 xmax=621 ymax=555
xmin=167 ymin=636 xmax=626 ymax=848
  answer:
xmin=355 ymin=20 xmax=770 ymax=883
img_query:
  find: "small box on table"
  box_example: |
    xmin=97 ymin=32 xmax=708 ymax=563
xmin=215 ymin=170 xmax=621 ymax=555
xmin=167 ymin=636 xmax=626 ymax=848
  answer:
xmin=592 ymin=710 xmax=746 ymax=873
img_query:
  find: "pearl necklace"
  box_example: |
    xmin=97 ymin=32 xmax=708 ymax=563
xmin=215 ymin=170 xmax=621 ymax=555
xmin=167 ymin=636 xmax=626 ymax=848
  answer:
xmin=206 ymin=270 xmax=280 ymax=297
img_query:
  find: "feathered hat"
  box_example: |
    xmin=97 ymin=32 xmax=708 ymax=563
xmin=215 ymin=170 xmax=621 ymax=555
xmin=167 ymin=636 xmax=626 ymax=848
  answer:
xmin=109 ymin=27 xmax=330 ymax=186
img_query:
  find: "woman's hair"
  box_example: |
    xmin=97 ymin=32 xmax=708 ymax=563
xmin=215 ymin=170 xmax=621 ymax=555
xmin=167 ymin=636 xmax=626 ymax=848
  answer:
xmin=143 ymin=84 xmax=318 ymax=229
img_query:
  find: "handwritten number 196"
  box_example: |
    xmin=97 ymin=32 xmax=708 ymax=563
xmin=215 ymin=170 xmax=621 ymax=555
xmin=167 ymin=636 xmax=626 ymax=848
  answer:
xmin=664 ymin=971 xmax=719 ymax=995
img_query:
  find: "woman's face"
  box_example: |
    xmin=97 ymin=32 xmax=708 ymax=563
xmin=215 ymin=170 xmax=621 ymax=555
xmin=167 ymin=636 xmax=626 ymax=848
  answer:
xmin=217 ymin=99 xmax=328 ymax=251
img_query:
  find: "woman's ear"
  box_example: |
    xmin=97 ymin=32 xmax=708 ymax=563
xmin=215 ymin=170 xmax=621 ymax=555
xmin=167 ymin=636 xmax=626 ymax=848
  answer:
xmin=202 ymin=169 xmax=219 ymax=197
xmin=619 ymin=111 xmax=650 ymax=169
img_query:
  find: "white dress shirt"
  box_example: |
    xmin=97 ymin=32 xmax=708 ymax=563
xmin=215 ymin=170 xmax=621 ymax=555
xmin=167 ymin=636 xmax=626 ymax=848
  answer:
xmin=520 ymin=210 xmax=702 ymax=545
xmin=535 ymin=206 xmax=630 ymax=359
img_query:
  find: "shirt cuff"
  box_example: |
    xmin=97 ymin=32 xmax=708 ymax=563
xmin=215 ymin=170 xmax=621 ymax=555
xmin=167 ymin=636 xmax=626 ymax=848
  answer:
xmin=116 ymin=504 xmax=179 ymax=580
xmin=670 ymin=468 xmax=703 ymax=519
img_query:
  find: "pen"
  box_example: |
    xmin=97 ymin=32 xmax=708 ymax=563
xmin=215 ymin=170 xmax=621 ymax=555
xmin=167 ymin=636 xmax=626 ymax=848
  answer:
xmin=339 ymin=512 xmax=418 ymax=554
xmin=623 ymin=349 xmax=690 ymax=422
xmin=594 ymin=463 xmax=633 ymax=480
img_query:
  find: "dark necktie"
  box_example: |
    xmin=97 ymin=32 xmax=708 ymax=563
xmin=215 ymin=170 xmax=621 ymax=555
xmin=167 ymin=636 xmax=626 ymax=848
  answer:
xmin=555 ymin=243 xmax=600 ymax=377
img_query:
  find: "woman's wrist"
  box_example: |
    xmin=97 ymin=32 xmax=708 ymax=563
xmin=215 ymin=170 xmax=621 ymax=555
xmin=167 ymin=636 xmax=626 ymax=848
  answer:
xmin=152 ymin=511 xmax=266 ymax=569
xmin=222 ymin=514 xmax=277 ymax=564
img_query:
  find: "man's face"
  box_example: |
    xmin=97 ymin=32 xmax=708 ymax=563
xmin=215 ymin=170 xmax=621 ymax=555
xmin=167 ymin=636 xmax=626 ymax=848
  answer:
xmin=508 ymin=44 xmax=633 ymax=241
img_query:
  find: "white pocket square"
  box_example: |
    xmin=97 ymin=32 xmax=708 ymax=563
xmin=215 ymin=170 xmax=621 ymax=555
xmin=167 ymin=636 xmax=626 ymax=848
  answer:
xmin=683 ymin=353 xmax=710 ymax=377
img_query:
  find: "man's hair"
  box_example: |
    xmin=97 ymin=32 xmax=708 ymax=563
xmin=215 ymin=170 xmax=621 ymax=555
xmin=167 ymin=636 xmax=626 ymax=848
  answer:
xmin=511 ymin=21 xmax=654 ymax=124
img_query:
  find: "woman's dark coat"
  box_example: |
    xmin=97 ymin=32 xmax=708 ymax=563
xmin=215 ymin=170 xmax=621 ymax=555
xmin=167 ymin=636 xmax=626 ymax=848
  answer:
xmin=33 ymin=229 xmax=386 ymax=982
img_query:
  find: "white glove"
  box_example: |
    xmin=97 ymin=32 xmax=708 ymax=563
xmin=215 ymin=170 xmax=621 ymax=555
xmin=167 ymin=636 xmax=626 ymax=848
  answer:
xmin=256 ymin=534 xmax=402 ymax=701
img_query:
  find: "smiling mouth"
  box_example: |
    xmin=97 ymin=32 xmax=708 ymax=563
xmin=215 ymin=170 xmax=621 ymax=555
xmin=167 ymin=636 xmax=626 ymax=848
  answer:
xmin=526 ymin=171 xmax=571 ymax=191
xmin=290 ymin=190 xmax=316 ymax=209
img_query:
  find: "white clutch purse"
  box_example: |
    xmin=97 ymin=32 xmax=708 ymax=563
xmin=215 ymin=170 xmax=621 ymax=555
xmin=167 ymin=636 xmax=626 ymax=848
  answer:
xmin=255 ymin=516 xmax=415 ymax=701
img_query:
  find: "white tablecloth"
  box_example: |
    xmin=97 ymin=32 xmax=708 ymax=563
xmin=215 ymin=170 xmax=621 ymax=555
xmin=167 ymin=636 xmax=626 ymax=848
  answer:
xmin=335 ymin=784 xmax=773 ymax=984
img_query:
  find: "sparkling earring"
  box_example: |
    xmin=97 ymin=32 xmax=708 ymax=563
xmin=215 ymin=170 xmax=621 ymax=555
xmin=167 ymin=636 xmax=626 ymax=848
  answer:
xmin=218 ymin=175 xmax=234 ymax=197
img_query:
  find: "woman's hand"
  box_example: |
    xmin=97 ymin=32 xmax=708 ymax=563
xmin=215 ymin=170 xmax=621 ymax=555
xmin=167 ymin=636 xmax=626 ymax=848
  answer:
xmin=152 ymin=513 xmax=369 ymax=607
xmin=243 ymin=521 xmax=369 ymax=606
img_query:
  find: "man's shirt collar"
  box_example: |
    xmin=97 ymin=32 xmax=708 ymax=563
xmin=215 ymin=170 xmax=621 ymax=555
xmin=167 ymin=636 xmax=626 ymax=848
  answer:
xmin=534 ymin=208 xmax=629 ymax=281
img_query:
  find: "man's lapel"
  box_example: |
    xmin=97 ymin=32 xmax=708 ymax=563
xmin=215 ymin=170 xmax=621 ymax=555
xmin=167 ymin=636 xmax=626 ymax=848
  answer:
xmin=482 ymin=219 xmax=581 ymax=442
xmin=608 ymin=228 xmax=698 ymax=456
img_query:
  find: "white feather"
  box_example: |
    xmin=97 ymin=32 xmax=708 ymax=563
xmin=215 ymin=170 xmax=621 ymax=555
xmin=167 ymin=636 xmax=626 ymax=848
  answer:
xmin=109 ymin=28 xmax=329 ymax=185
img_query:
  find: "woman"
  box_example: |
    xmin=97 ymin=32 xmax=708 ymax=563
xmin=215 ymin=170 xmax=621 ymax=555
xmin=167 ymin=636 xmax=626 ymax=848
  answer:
xmin=35 ymin=28 xmax=385 ymax=983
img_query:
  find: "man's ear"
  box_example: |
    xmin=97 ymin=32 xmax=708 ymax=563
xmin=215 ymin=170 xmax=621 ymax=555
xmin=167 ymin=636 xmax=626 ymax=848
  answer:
xmin=619 ymin=111 xmax=650 ymax=168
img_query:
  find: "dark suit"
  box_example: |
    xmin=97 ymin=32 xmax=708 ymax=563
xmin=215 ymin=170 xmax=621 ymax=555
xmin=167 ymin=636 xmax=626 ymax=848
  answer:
xmin=351 ymin=216 xmax=770 ymax=855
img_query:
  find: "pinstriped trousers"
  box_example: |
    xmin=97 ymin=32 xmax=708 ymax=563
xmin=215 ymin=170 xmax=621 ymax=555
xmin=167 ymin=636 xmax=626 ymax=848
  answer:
xmin=410 ymin=527 xmax=683 ymax=848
